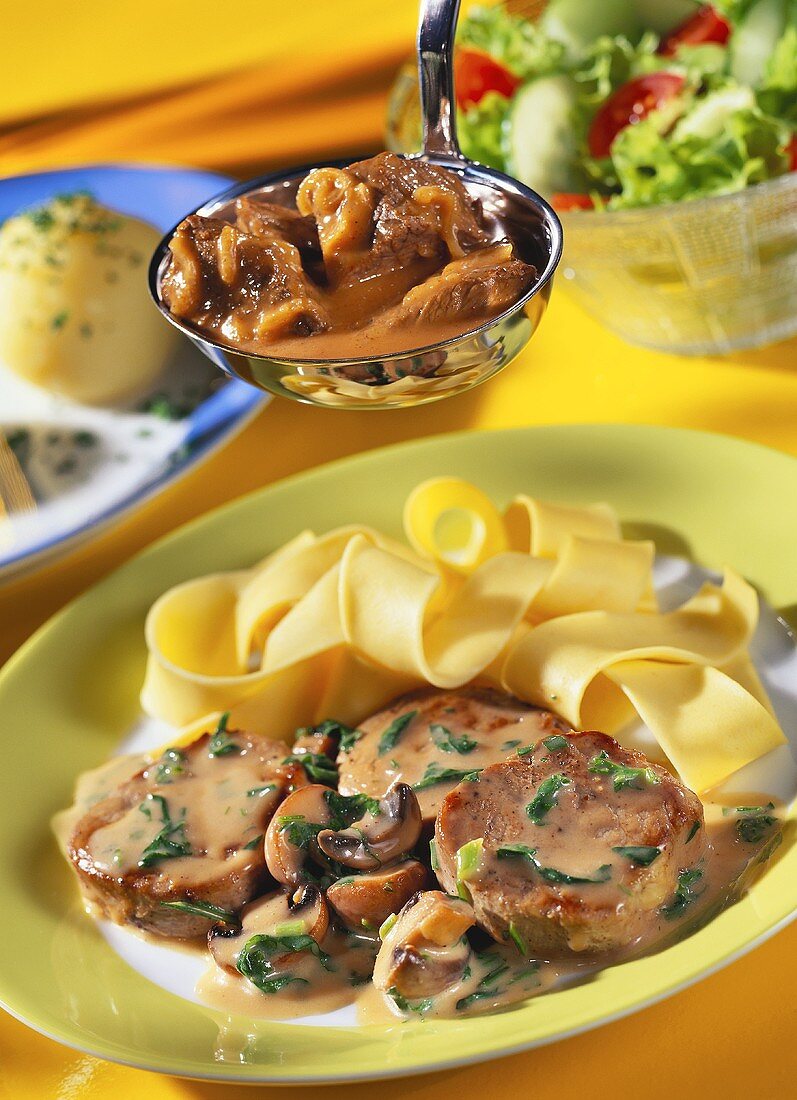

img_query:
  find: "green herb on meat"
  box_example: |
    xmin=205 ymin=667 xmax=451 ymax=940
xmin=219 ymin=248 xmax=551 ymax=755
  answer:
xmin=153 ymin=747 xmax=186 ymax=784
xmin=526 ymin=774 xmax=571 ymax=824
xmin=243 ymin=833 xmax=264 ymax=851
xmin=686 ymin=820 xmax=701 ymax=843
xmin=378 ymin=710 xmax=418 ymax=756
xmin=159 ymin=899 xmax=237 ymax=924
xmin=542 ymin=734 xmax=569 ymax=752
xmin=497 ymin=843 xmax=612 ymax=884
xmin=508 ymin=921 xmax=528 ymax=956
xmin=137 ymin=795 xmax=192 ymax=867
xmin=413 ymin=763 xmax=483 ymax=791
xmin=208 ymin=712 xmax=239 ymax=757
xmin=429 ymin=838 xmax=440 ymax=872
xmin=661 ymin=869 xmax=704 ymax=920
xmin=612 ymin=845 xmax=662 ymax=866
xmin=430 ymin=723 xmax=478 ymax=755
xmin=588 ymin=750 xmax=660 ymax=791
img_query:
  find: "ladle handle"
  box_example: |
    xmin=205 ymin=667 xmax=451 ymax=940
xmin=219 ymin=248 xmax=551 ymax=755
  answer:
xmin=417 ymin=0 xmax=463 ymax=161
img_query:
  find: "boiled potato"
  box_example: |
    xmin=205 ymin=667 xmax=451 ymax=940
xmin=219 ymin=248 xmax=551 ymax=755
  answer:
xmin=0 ymin=193 xmax=179 ymax=404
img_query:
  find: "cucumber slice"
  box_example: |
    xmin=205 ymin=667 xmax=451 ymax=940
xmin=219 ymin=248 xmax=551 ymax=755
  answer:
xmin=540 ymin=0 xmax=640 ymax=54
xmin=504 ymin=75 xmax=584 ymax=195
xmin=633 ymin=0 xmax=701 ymax=36
xmin=730 ymin=0 xmax=789 ymax=86
xmin=672 ymin=85 xmax=756 ymax=140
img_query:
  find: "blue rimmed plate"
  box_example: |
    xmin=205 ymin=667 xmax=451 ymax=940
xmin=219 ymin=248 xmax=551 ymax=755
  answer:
xmin=0 ymin=163 xmax=265 ymax=579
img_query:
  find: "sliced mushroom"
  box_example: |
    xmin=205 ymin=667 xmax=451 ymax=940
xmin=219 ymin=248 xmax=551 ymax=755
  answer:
xmin=327 ymin=859 xmax=430 ymax=932
xmin=373 ymin=890 xmax=474 ymax=999
xmin=264 ymin=784 xmax=331 ymax=885
xmin=316 ymin=783 xmax=422 ymax=871
xmin=208 ymin=884 xmax=329 ymax=975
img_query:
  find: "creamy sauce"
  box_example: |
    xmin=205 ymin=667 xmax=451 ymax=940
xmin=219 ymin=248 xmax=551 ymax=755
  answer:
xmin=52 ymin=752 xmax=148 ymax=857
xmin=192 ymin=812 xmax=781 ymax=1022
xmin=84 ymin=734 xmax=283 ymax=882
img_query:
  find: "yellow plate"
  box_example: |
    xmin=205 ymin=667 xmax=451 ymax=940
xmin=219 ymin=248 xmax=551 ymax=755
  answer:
xmin=0 ymin=424 xmax=795 ymax=1083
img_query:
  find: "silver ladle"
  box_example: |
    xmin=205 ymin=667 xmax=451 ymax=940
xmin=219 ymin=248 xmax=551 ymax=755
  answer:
xmin=149 ymin=0 xmax=562 ymax=410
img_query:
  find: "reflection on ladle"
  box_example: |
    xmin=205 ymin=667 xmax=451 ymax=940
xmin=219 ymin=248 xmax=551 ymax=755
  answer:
xmin=149 ymin=0 xmax=562 ymax=410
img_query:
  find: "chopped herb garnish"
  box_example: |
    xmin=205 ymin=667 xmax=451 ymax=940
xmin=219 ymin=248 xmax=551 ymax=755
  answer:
xmin=276 ymin=814 xmax=322 ymax=850
xmin=516 ymin=744 xmax=535 ymax=756
xmin=661 ymin=869 xmax=704 ymax=920
xmin=588 ymin=751 xmax=661 ymax=791
xmin=430 ymin=723 xmax=478 ymax=755
xmin=160 ymin=899 xmax=236 ymax=924
xmin=337 ymin=724 xmax=362 ymax=754
xmin=153 ymin=747 xmax=186 ymax=785
xmin=501 ymin=739 xmax=522 ymax=751
xmin=388 ymin=986 xmax=432 ymax=1014
xmin=324 ymin=789 xmax=380 ymax=828
xmin=378 ymin=710 xmax=417 ymax=756
xmin=246 ymin=784 xmax=276 ymax=798
xmin=72 ymin=430 xmax=97 ymax=447
xmin=237 ymin=933 xmax=332 ymax=995
xmin=612 ymin=845 xmax=662 ymax=866
xmin=542 ymin=734 xmax=569 ymax=752
xmin=208 ymin=712 xmax=239 ymax=757
xmin=243 ymin=833 xmax=264 ymax=851
xmin=721 ymin=804 xmax=778 ymax=843
xmin=137 ymin=795 xmax=192 ymax=868
xmin=455 ymin=838 xmax=484 ymax=901
xmin=526 ymin=774 xmax=571 ymax=825
xmin=282 ymin=751 xmax=337 ymax=785
xmin=141 ymin=393 xmax=189 ymax=420
xmin=508 ymin=921 xmax=528 ymax=956
xmin=51 ymin=310 xmax=69 ymax=331
xmin=429 ymin=838 xmax=440 ymax=872
xmin=378 ymin=913 xmax=398 ymax=940
xmin=686 ymin=820 xmax=701 ymax=843
xmin=413 ymin=763 xmax=483 ymax=791
xmin=497 ymin=844 xmax=612 ymax=885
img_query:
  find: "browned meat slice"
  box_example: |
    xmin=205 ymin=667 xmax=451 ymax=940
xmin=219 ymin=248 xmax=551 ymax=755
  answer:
xmin=337 ymin=687 xmax=570 ymax=826
xmin=67 ymin=723 xmax=288 ymax=940
xmin=161 ymin=214 xmax=329 ymax=341
xmin=296 ymin=168 xmax=376 ymax=273
xmin=382 ymin=244 xmax=535 ymax=329
xmin=348 ymin=152 xmax=493 ymax=261
xmin=435 ymin=732 xmax=707 ymax=955
xmin=235 ymin=196 xmax=320 ymax=255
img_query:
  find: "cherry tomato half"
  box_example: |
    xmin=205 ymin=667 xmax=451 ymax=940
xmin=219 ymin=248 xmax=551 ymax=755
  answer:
xmin=588 ymin=72 xmax=686 ymax=159
xmin=658 ymin=5 xmax=731 ymax=57
xmin=787 ymin=134 xmax=797 ymax=172
xmin=550 ymin=192 xmax=594 ymax=211
xmin=454 ymin=47 xmax=521 ymax=111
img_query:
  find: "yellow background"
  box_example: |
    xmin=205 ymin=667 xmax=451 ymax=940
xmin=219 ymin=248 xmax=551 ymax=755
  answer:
xmin=1 ymin=0 xmax=796 ymax=1096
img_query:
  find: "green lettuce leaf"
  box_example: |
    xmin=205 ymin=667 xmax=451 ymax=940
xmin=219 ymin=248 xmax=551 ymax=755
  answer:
xmin=458 ymin=91 xmax=510 ymax=171
xmin=459 ymin=4 xmax=567 ymax=78
xmin=758 ymin=23 xmax=797 ymax=121
xmin=607 ymin=104 xmax=790 ymax=208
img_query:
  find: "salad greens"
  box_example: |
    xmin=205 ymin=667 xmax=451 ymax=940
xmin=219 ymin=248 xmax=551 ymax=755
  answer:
xmin=455 ymin=1 xmax=796 ymax=209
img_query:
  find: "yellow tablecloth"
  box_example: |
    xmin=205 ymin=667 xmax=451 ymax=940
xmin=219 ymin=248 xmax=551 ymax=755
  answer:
xmin=1 ymin=1 xmax=797 ymax=1096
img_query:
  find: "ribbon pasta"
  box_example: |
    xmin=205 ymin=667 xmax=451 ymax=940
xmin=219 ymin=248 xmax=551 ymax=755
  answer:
xmin=141 ymin=477 xmax=786 ymax=792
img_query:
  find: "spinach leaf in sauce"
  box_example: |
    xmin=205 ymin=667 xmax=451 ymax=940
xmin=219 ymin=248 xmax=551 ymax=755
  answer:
xmin=237 ymin=932 xmax=333 ymax=995
xmin=686 ymin=820 xmax=701 ymax=843
xmin=526 ymin=774 xmax=571 ymax=825
xmin=497 ymin=844 xmax=612 ymax=885
xmin=430 ymin=724 xmax=478 ymax=755
xmin=281 ymin=751 xmax=338 ymax=786
xmin=612 ymin=845 xmax=662 ymax=866
xmin=722 ymin=803 xmax=778 ymax=844
xmin=661 ymin=868 xmax=704 ymax=919
xmin=377 ymin=710 xmax=418 ymax=756
xmin=137 ymin=795 xmax=192 ymax=867
xmin=588 ymin=750 xmax=661 ymax=791
xmin=413 ymin=763 xmax=483 ymax=791
xmin=208 ymin=712 xmax=239 ymax=757
xmin=388 ymin=986 xmax=433 ymax=1014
